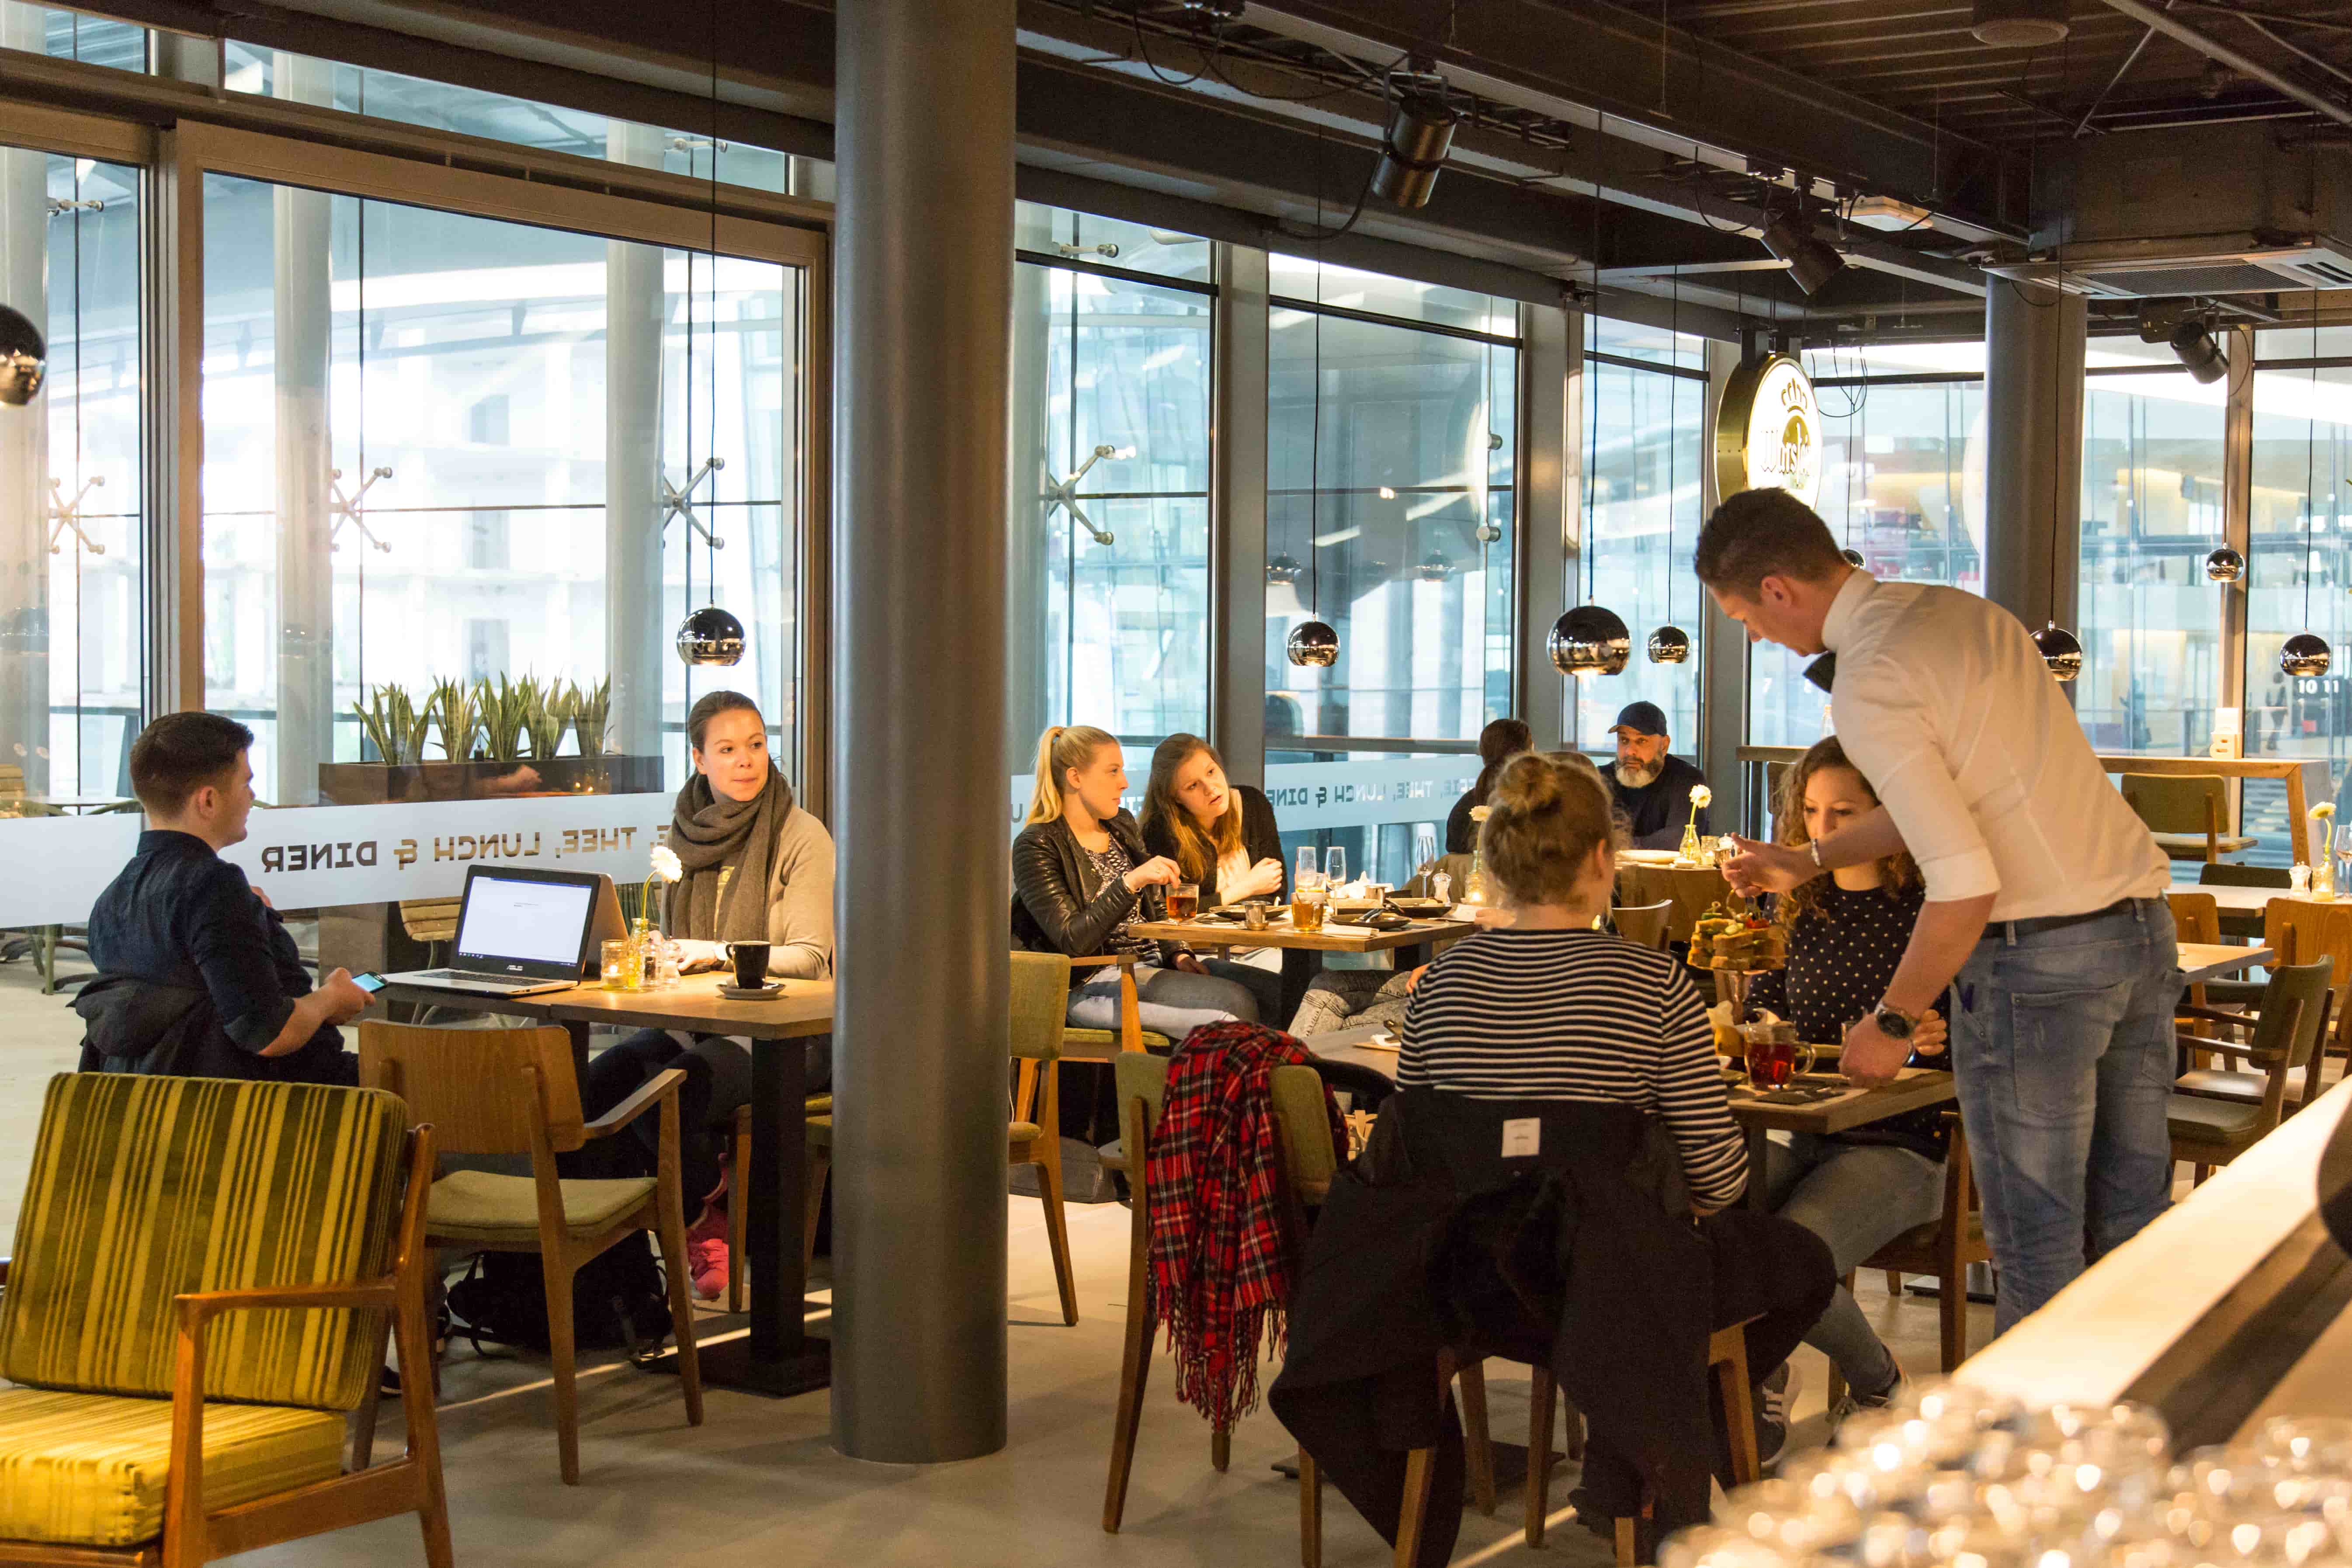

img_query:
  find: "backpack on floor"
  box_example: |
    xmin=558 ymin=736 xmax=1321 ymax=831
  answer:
xmin=444 ymin=1233 xmax=674 ymax=1355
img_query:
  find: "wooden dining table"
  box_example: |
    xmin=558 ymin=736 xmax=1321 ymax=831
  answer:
xmin=372 ymin=971 xmax=835 ymax=1398
xmin=2180 ymin=942 xmax=2275 ymax=985
xmin=1130 ymin=912 xmax=1476 ymax=1024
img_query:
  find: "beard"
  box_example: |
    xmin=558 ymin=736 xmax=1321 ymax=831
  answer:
xmin=1615 ymin=758 xmax=1663 ymax=790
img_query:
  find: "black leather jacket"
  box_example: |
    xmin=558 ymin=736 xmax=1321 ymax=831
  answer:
xmin=1011 ymin=812 xmax=1170 ymax=977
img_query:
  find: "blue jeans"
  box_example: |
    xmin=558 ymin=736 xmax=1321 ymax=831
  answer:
xmin=1949 ymin=898 xmax=2181 ymax=1333
xmin=1765 ymin=1135 xmax=1945 ymax=1397
xmin=1067 ymin=961 xmax=1259 ymax=1041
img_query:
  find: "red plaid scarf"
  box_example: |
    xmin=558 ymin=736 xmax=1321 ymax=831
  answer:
xmin=1145 ymin=1021 xmax=1347 ymax=1430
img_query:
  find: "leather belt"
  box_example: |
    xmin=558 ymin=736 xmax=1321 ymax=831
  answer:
xmin=1980 ymin=895 xmax=2148 ymax=945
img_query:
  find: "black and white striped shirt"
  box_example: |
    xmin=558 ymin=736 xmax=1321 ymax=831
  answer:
xmin=1398 ymin=927 xmax=1748 ymax=1210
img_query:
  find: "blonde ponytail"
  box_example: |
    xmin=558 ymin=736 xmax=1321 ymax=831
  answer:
xmin=1025 ymin=724 xmax=1118 ymax=825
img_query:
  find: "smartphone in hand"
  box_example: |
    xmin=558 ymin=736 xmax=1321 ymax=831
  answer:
xmin=349 ymin=972 xmax=389 ymax=994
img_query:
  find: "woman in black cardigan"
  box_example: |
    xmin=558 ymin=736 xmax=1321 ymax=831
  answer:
xmin=1011 ymin=725 xmax=1259 ymax=1039
xmin=1138 ymin=733 xmax=1289 ymax=1023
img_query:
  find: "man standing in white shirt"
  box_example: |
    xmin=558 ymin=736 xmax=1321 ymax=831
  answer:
xmin=1699 ymin=489 xmax=2177 ymax=1332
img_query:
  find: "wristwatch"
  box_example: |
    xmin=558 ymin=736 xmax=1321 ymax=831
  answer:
xmin=1872 ymin=1002 xmax=1919 ymax=1041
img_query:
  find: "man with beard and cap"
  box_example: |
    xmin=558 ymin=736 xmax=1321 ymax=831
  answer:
xmin=1606 ymin=700 xmax=1712 ymax=850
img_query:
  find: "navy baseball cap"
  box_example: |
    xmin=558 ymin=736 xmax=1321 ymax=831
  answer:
xmin=1610 ymin=701 xmax=1669 ymax=737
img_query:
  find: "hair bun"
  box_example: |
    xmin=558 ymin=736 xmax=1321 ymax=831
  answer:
xmin=1491 ymin=752 xmax=1566 ymax=815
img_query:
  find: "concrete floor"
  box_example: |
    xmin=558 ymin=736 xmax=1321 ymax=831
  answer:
xmin=0 ymin=947 xmax=1996 ymax=1568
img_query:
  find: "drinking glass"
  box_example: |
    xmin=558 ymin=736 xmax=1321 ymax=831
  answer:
xmin=1415 ymin=823 xmax=1439 ymax=874
xmin=1325 ymin=846 xmax=1347 ymax=889
xmin=1168 ymin=882 xmax=1200 ymax=922
xmin=1292 ymin=884 xmax=1328 ymax=934
xmin=601 ymin=937 xmax=643 ymax=992
xmin=1296 ymin=845 xmax=1322 ymax=891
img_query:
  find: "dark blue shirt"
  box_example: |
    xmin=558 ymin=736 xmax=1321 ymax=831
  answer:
xmin=87 ymin=830 xmax=338 ymax=1062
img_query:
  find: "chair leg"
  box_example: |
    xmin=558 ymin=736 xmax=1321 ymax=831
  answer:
xmin=1938 ymin=1263 xmax=1967 ymax=1373
xmin=1715 ymin=1333 xmax=1760 ymax=1487
xmin=1884 ymin=1269 xmax=1904 ymax=1297
xmin=395 ymin=1276 xmax=455 ymax=1568
xmin=351 ymin=1312 xmax=394 ymax=1470
xmin=727 ymin=1117 xmax=751 ymax=1314
xmin=1526 ymin=1365 xmax=1557 ymax=1547
xmin=1035 ymin=1144 xmax=1079 ymax=1327
xmin=652 ymin=1211 xmax=705 ymax=1429
xmin=1564 ymin=1393 xmax=1585 ymax=1460
xmin=1825 ymin=1270 xmax=1855 ymax=1412
xmin=1212 ymin=1423 xmax=1231 ymax=1472
xmin=1615 ymin=1516 xmax=1639 ymax=1568
xmin=540 ymin=1249 xmax=583 ymax=1485
xmin=1103 ymin=1204 xmax=1155 ymax=1533
xmin=1456 ymin=1357 xmax=1496 ymax=1516
xmin=1300 ymin=1449 xmax=1323 ymax=1568
xmin=1395 ymin=1446 xmax=1436 ymax=1568
xmin=804 ymin=1155 xmax=829 ymax=1277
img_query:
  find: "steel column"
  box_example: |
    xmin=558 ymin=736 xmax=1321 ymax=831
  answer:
xmin=0 ymin=2 xmax=49 ymax=794
xmin=1984 ymin=279 xmax=2086 ymax=639
xmin=1211 ymin=243 xmax=1270 ymax=787
xmin=604 ymin=120 xmax=665 ymax=760
xmin=1699 ymin=338 xmax=1750 ymax=831
xmin=1518 ymin=301 xmax=1571 ymax=756
xmin=271 ymin=52 xmax=333 ymax=802
xmin=830 ymin=0 xmax=1015 ymax=1464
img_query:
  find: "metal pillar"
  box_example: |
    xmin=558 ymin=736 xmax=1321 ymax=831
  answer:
xmin=1211 ymin=243 xmax=1269 ymax=786
xmin=1984 ymin=278 xmax=2086 ymax=636
xmin=1698 ymin=339 xmax=1749 ymax=829
xmin=272 ymin=52 xmax=333 ymax=801
xmin=831 ymin=0 xmax=1014 ymax=1464
xmin=1005 ymin=256 xmax=1050 ymax=768
xmin=0 ymin=1 xmax=49 ymax=794
xmin=606 ymin=121 xmax=666 ymax=760
xmin=1517 ymin=301 xmax=1571 ymax=755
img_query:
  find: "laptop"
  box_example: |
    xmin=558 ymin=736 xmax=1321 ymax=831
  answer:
xmin=383 ymin=865 xmax=628 ymax=997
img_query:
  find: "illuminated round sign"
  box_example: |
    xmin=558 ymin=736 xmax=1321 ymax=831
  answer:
xmin=1713 ymin=354 xmax=1822 ymax=509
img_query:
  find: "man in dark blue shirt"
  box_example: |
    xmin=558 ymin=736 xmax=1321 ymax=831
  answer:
xmin=1606 ymin=701 xmax=1713 ymax=851
xmin=84 ymin=712 xmax=370 ymax=1084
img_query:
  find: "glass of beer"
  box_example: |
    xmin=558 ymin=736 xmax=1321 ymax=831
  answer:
xmin=1168 ymin=882 xmax=1200 ymax=922
xmin=1292 ymin=884 xmax=1328 ymax=934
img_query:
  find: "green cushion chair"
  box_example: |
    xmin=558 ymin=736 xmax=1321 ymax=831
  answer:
xmin=2119 ymin=772 xmax=2258 ymax=862
xmin=0 ymin=1072 xmax=447 ymax=1567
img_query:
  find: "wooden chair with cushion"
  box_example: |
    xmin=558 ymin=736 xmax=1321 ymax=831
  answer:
xmin=1611 ymin=901 xmax=1674 ymax=951
xmin=2200 ymin=861 xmax=2292 ymax=944
xmin=2181 ymin=902 xmax=2352 ymax=1115
xmin=723 ymin=1092 xmax=833 ymax=1315
xmin=2169 ymin=958 xmax=2333 ymax=1185
xmin=1821 ymin=1114 xmax=1988 ymax=1411
xmin=0 ymin=1073 xmax=448 ymax=1568
xmin=2168 ymin=891 xmax=2222 ymax=1025
xmin=357 ymin=1020 xmax=702 ymax=1485
xmin=2119 ymin=773 xmax=2257 ymax=863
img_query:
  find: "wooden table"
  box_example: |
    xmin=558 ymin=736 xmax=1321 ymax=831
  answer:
xmin=2096 ymin=755 xmax=2327 ymax=865
xmin=1304 ymin=1024 xmax=1957 ymax=1213
xmin=374 ymin=972 xmax=834 ymax=1398
xmin=1130 ymin=914 xmax=1475 ymax=1023
xmin=2180 ymin=942 xmax=2275 ymax=985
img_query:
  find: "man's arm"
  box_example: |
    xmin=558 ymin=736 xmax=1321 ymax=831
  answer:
xmin=186 ymin=867 xmax=366 ymax=1056
xmin=1724 ymin=805 xmax=1907 ymax=894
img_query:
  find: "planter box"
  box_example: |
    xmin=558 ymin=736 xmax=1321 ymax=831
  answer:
xmin=316 ymin=754 xmax=666 ymax=805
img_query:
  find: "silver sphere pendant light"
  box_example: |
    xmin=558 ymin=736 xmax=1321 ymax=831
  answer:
xmin=0 ymin=303 xmax=43 ymax=407
xmin=672 ymin=30 xmax=743 ymax=671
xmin=677 ymin=604 xmax=745 ymax=666
xmin=1287 ymin=621 xmax=1340 ymax=667
xmin=2283 ymin=631 xmax=2333 ymax=678
xmin=2204 ymin=546 xmax=2245 ymax=584
xmin=1648 ymin=624 xmax=1692 ymax=664
xmin=2033 ymin=622 xmax=2084 ymax=683
xmin=1551 ymin=604 xmax=1632 ymax=677
xmin=2283 ymin=297 xmax=2334 ymax=682
xmin=1287 ymin=300 xmax=1341 ymax=670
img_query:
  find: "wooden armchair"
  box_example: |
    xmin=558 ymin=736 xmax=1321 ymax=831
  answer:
xmin=358 ymin=1020 xmax=702 ymax=1485
xmin=2169 ymin=959 xmax=2333 ymax=1185
xmin=1611 ymin=901 xmax=1675 ymax=951
xmin=0 ymin=1073 xmax=448 ymax=1568
xmin=2178 ymin=903 xmax=2352 ymax=1116
xmin=2119 ymin=773 xmax=2256 ymax=863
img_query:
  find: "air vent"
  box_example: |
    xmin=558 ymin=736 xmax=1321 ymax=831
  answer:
xmin=1988 ymin=239 xmax=2352 ymax=299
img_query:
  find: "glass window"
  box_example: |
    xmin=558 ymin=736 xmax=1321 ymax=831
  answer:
xmin=1266 ymin=257 xmax=1517 ymax=750
xmin=1577 ymin=336 xmax=1705 ymax=751
xmin=2249 ymin=357 xmax=2352 ymax=861
xmin=1269 ymin=254 xmax=1515 ymax=336
xmin=2076 ymin=361 xmax=2227 ymax=763
xmin=1006 ymin=211 xmax=1213 ymax=753
xmin=219 ymin=42 xmax=810 ymax=194
xmin=0 ymin=0 xmax=149 ymax=70
xmin=1013 ymin=201 xmax=1210 ymax=286
xmin=2256 ymin=325 xmax=2352 ymax=361
xmin=0 ymin=143 xmax=144 ymax=804
xmin=198 ymin=175 xmax=804 ymax=808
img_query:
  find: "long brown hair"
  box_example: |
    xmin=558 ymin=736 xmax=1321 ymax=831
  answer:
xmin=1140 ymin=732 xmax=1243 ymax=884
xmin=1481 ymin=752 xmax=1617 ymax=906
xmin=1774 ymin=735 xmax=1920 ymax=925
xmin=1469 ymin=717 xmax=1533 ymax=810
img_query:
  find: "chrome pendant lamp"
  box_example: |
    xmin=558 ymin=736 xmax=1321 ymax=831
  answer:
xmin=0 ymin=304 xmax=43 ymax=407
xmin=673 ymin=3 xmax=742 ymax=669
xmin=1648 ymin=282 xmax=1691 ymax=666
xmin=2033 ymin=623 xmax=2084 ymax=683
xmin=1551 ymin=604 xmax=1632 ymax=677
xmin=2284 ymin=296 xmax=2334 ymax=680
xmin=1287 ymin=292 xmax=1340 ymax=668
xmin=2205 ymin=546 xmax=2245 ymax=584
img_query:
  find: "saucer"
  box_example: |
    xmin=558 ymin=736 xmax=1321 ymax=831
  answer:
xmin=718 ymin=982 xmax=783 ymax=999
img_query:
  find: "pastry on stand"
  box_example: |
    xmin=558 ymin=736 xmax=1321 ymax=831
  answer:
xmin=1688 ymin=898 xmax=1786 ymax=1023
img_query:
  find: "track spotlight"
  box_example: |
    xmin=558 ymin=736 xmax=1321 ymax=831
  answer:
xmin=2170 ymin=319 xmax=2228 ymax=385
xmin=1759 ymin=212 xmax=1846 ymax=297
xmin=1371 ymin=87 xmax=1460 ymax=210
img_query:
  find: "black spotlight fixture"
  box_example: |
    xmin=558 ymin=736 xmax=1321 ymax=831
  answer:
xmin=1287 ymin=620 xmax=1340 ymax=668
xmin=1760 ymin=209 xmax=1846 ymax=298
xmin=2283 ymin=632 xmax=2334 ymax=678
xmin=2205 ymin=546 xmax=2246 ymax=584
xmin=2170 ymin=319 xmax=2228 ymax=385
xmin=1648 ymin=624 xmax=1692 ymax=665
xmin=1370 ymin=83 xmax=1461 ymax=210
xmin=0 ymin=304 xmax=45 ymax=408
xmin=676 ymin=604 xmax=745 ymax=667
xmin=1549 ymin=605 xmax=1632 ymax=678
xmin=2033 ymin=622 xmax=2084 ymax=683
xmin=1970 ymin=0 xmax=2070 ymax=45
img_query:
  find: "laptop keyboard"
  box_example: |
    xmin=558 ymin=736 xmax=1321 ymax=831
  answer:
xmin=408 ymin=969 xmax=534 ymax=989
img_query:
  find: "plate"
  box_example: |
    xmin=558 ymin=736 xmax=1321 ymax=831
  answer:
xmin=1618 ymin=850 xmax=1682 ymax=866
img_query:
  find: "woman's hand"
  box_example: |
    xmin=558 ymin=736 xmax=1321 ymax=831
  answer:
xmin=1236 ymin=857 xmax=1287 ymax=900
xmin=1911 ymin=1008 xmax=1949 ymax=1059
xmin=1403 ymin=964 xmax=1429 ymax=993
xmin=1173 ymin=952 xmax=1207 ymax=975
xmin=1124 ymin=855 xmax=1182 ymax=893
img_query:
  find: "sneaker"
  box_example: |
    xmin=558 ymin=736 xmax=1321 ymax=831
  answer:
xmin=1830 ymin=1370 xmax=1908 ymax=1429
xmin=1756 ymin=1362 xmax=1803 ymax=1468
xmin=687 ymin=1233 xmax=729 ymax=1302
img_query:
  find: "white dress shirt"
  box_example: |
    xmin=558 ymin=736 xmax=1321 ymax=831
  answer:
xmin=1823 ymin=572 xmax=2169 ymax=921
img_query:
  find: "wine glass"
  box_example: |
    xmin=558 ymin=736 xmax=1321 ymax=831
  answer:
xmin=1415 ymin=823 xmax=1439 ymax=875
xmin=1325 ymin=846 xmax=1347 ymax=889
xmin=1295 ymin=845 xmax=1321 ymax=891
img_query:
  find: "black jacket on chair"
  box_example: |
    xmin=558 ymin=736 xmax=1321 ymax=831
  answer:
xmin=1010 ymin=811 xmax=1171 ymax=978
xmin=1141 ymin=783 xmax=1288 ymax=910
xmin=1269 ymin=1089 xmax=1719 ymax=1568
xmin=73 ymin=974 xmax=246 ymax=1079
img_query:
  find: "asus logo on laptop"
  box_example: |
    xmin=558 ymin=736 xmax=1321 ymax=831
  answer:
xmin=505 ymin=963 xmax=525 ymax=972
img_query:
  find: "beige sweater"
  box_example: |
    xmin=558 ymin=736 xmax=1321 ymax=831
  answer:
xmin=710 ymin=804 xmax=836 ymax=980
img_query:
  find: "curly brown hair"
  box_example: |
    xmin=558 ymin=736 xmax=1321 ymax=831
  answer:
xmin=1774 ymin=735 xmax=1919 ymax=926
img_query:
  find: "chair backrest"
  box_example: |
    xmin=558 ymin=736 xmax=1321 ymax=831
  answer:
xmin=2202 ymin=862 xmax=2293 ymax=889
xmin=2166 ymin=891 xmax=2221 ymax=947
xmin=0 ymin=1073 xmax=409 ymax=1412
xmin=1612 ymin=899 xmax=1674 ymax=951
xmin=1615 ymin=864 xmax=1733 ymax=944
xmin=1010 ymin=950 xmax=1071 ymax=1064
xmin=1117 ymin=1053 xmax=1173 ymax=1213
xmin=2264 ymin=900 xmax=2352 ymax=982
xmin=2119 ymin=773 xmax=2226 ymax=836
xmin=0 ymin=763 xmax=22 ymax=798
xmin=2255 ymin=959 xmax=2335 ymax=1071
xmin=398 ymin=895 xmax=463 ymax=944
xmin=357 ymin=1020 xmax=584 ymax=1156
xmin=1269 ymin=1064 xmax=1340 ymax=1199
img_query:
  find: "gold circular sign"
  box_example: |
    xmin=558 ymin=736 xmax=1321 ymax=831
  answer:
xmin=1713 ymin=354 xmax=1822 ymax=509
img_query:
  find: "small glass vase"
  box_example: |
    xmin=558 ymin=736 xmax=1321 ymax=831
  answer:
xmin=2317 ymin=858 xmax=2339 ymax=902
xmin=1678 ymin=820 xmax=1701 ymax=863
xmin=1463 ymin=848 xmax=1489 ymax=905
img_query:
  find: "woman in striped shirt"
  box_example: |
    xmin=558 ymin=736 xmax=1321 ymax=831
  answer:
xmin=1399 ymin=751 xmax=1833 ymax=1467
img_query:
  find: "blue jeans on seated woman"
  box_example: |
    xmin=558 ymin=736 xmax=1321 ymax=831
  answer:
xmin=1764 ymin=1134 xmax=1946 ymax=1400
xmin=1066 ymin=961 xmax=1258 ymax=1043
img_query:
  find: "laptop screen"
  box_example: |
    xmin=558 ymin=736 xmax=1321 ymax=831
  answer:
xmin=455 ymin=872 xmax=596 ymax=969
